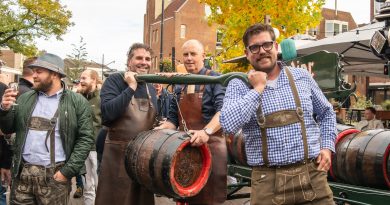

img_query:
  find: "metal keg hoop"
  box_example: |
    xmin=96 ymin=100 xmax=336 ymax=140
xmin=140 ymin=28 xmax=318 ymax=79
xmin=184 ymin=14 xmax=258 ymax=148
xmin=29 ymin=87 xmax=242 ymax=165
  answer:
xmin=169 ymin=140 xmax=212 ymax=198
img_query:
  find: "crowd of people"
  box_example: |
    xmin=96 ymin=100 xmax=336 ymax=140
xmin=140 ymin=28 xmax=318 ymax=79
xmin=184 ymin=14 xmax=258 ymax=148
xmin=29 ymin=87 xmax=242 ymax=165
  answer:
xmin=2 ymin=22 xmax=380 ymax=205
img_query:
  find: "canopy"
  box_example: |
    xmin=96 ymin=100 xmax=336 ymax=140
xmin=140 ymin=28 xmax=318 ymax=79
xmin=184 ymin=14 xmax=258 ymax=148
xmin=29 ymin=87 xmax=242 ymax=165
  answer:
xmin=297 ymin=21 xmax=388 ymax=77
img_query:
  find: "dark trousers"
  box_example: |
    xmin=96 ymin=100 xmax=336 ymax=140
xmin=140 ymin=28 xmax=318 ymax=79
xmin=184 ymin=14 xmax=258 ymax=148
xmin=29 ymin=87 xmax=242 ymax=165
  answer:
xmin=10 ymin=164 xmax=70 ymax=205
xmin=251 ymin=161 xmax=334 ymax=205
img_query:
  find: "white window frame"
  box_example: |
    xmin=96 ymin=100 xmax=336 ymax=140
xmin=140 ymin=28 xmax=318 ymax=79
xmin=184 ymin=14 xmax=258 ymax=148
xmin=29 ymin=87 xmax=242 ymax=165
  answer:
xmin=180 ymin=24 xmax=186 ymax=39
xmin=325 ymin=20 xmax=348 ymax=38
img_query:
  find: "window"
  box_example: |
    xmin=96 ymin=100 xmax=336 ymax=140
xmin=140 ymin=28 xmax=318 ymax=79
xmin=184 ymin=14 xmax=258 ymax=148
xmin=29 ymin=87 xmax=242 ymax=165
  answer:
xmin=334 ymin=23 xmax=340 ymax=35
xmin=180 ymin=25 xmax=186 ymax=39
xmin=325 ymin=22 xmax=334 ymax=37
xmin=216 ymin=30 xmax=223 ymax=46
xmin=325 ymin=20 xmax=348 ymax=37
xmin=155 ymin=29 xmax=159 ymax=43
xmin=342 ymin=24 xmax=348 ymax=33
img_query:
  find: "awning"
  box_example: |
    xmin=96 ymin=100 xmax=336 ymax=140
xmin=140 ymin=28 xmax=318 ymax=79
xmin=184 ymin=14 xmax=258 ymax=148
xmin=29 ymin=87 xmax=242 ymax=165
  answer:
xmin=297 ymin=21 xmax=388 ymax=78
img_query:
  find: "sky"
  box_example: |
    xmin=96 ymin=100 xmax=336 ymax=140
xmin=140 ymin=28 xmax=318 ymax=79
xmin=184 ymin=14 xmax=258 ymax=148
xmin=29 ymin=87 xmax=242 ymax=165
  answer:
xmin=35 ymin=0 xmax=371 ymax=71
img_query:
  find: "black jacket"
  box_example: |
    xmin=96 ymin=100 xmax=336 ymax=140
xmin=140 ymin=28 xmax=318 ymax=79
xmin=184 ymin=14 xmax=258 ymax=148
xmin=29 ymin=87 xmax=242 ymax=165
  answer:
xmin=0 ymin=82 xmax=11 ymax=169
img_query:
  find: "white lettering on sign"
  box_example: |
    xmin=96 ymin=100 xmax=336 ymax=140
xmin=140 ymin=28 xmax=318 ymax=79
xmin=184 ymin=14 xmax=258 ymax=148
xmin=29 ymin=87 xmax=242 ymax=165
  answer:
xmin=290 ymin=61 xmax=315 ymax=77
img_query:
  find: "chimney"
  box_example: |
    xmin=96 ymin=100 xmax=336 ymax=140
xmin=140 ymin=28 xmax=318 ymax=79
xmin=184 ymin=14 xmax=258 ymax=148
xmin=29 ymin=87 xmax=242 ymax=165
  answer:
xmin=335 ymin=0 xmax=338 ymax=17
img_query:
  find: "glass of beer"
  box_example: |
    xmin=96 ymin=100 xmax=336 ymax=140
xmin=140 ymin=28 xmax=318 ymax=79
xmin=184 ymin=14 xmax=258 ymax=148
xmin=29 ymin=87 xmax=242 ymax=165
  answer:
xmin=9 ymin=82 xmax=18 ymax=106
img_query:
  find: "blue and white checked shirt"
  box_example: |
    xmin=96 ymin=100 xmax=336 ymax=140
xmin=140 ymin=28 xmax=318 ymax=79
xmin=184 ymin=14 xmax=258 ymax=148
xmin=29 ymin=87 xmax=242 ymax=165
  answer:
xmin=220 ymin=65 xmax=336 ymax=166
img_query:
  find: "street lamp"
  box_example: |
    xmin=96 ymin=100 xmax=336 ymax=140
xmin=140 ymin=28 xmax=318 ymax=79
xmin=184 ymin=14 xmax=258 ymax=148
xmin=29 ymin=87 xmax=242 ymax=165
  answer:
xmin=92 ymin=54 xmax=115 ymax=80
xmin=159 ymin=0 xmax=165 ymax=72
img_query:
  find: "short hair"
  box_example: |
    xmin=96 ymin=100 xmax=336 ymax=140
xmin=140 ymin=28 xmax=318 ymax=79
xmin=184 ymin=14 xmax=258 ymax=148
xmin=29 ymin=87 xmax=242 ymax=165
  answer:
xmin=22 ymin=57 xmax=37 ymax=76
xmin=366 ymin=106 xmax=377 ymax=115
xmin=182 ymin=39 xmax=205 ymax=53
xmin=242 ymin=23 xmax=276 ymax=47
xmin=126 ymin=43 xmax=153 ymax=63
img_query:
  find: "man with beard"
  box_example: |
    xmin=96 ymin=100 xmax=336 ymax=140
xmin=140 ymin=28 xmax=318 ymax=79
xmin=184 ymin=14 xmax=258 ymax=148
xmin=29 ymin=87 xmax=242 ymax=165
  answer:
xmin=75 ymin=69 xmax=102 ymax=205
xmin=0 ymin=53 xmax=94 ymax=205
xmin=96 ymin=43 xmax=157 ymax=205
xmin=156 ymin=39 xmax=227 ymax=205
xmin=220 ymin=23 xmax=336 ymax=205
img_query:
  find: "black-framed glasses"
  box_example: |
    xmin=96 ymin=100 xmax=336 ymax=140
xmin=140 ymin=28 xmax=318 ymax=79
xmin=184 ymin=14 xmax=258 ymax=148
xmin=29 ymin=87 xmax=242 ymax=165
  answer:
xmin=247 ymin=41 xmax=274 ymax=54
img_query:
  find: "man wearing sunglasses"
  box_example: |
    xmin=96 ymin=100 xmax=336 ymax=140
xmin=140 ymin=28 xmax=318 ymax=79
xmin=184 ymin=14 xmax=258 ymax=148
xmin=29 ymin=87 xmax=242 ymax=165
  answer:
xmin=220 ymin=23 xmax=336 ymax=205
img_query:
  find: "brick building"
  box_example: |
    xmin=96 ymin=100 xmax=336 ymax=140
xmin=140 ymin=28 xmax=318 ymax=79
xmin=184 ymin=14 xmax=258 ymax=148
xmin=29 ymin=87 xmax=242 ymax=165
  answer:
xmin=144 ymin=0 xmax=217 ymax=73
xmin=315 ymin=8 xmax=357 ymax=40
xmin=0 ymin=49 xmax=24 ymax=85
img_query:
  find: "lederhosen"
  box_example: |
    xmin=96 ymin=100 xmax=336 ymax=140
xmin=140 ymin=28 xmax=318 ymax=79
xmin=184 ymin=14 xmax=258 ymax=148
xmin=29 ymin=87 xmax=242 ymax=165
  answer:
xmin=177 ymin=70 xmax=227 ymax=205
xmin=11 ymin=109 xmax=70 ymax=205
xmin=96 ymin=84 xmax=156 ymax=205
xmin=251 ymin=67 xmax=333 ymax=205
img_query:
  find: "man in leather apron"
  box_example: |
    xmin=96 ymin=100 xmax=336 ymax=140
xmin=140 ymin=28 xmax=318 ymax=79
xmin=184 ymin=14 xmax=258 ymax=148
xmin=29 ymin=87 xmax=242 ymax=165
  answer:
xmin=220 ymin=23 xmax=336 ymax=205
xmin=96 ymin=43 xmax=157 ymax=205
xmin=156 ymin=39 xmax=227 ymax=205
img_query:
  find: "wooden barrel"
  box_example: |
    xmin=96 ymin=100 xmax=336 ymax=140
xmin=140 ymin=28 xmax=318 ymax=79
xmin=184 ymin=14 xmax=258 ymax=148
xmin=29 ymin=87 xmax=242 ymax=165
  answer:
xmin=225 ymin=130 xmax=248 ymax=166
xmin=332 ymin=129 xmax=390 ymax=189
xmin=124 ymin=129 xmax=212 ymax=199
xmin=329 ymin=124 xmax=360 ymax=181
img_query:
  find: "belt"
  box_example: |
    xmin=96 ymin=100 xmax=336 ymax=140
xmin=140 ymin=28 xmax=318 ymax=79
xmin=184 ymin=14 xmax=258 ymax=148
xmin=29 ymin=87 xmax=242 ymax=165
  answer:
xmin=254 ymin=157 xmax=317 ymax=170
xmin=22 ymin=161 xmax=65 ymax=173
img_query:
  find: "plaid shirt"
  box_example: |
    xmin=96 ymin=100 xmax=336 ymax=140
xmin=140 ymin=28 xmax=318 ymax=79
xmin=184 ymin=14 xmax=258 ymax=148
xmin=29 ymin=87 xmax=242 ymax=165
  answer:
xmin=220 ymin=65 xmax=336 ymax=166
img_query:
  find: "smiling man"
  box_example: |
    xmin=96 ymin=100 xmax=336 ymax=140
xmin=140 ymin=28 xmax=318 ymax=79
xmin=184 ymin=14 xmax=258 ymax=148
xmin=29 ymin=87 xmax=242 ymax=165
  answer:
xmin=156 ymin=39 xmax=227 ymax=205
xmin=96 ymin=43 xmax=157 ymax=205
xmin=220 ymin=23 xmax=336 ymax=205
xmin=74 ymin=69 xmax=102 ymax=204
xmin=0 ymin=53 xmax=94 ymax=205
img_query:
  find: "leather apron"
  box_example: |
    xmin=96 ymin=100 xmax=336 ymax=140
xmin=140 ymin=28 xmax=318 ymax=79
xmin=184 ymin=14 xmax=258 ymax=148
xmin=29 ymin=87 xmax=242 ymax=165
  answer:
xmin=96 ymin=85 xmax=156 ymax=205
xmin=177 ymin=83 xmax=227 ymax=205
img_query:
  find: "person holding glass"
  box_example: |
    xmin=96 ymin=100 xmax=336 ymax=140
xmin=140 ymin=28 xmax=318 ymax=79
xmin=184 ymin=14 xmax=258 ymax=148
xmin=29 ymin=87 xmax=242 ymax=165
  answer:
xmin=0 ymin=53 xmax=94 ymax=205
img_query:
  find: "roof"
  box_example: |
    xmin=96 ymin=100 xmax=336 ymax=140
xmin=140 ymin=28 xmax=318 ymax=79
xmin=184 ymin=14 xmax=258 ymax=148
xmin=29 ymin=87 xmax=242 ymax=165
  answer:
xmin=154 ymin=0 xmax=187 ymax=23
xmin=322 ymin=8 xmax=357 ymax=29
xmin=64 ymin=59 xmax=111 ymax=69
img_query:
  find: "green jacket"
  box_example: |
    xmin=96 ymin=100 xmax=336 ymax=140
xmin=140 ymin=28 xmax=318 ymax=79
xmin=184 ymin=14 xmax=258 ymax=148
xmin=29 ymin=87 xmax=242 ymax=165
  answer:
xmin=0 ymin=88 xmax=94 ymax=179
xmin=83 ymin=89 xmax=102 ymax=151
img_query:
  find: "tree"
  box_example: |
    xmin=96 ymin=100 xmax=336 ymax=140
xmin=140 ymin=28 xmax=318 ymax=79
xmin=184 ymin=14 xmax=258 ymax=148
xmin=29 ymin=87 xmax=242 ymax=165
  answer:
xmin=161 ymin=58 xmax=175 ymax=72
xmin=65 ymin=36 xmax=88 ymax=81
xmin=0 ymin=0 xmax=73 ymax=56
xmin=200 ymin=0 xmax=325 ymax=73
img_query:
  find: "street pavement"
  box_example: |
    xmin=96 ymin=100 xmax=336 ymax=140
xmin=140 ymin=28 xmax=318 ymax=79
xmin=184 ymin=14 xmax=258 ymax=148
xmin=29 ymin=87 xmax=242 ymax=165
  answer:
xmin=68 ymin=178 xmax=251 ymax=205
xmin=5 ymin=177 xmax=251 ymax=205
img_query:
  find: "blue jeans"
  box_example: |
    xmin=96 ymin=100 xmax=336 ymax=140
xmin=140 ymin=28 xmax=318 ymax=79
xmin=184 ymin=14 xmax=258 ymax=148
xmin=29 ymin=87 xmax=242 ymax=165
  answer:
xmin=0 ymin=183 xmax=6 ymax=205
xmin=76 ymin=175 xmax=84 ymax=188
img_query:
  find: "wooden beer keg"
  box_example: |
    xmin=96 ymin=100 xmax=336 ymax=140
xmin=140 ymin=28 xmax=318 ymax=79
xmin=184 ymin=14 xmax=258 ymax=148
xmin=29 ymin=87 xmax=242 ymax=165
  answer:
xmin=225 ymin=130 xmax=248 ymax=166
xmin=332 ymin=129 xmax=390 ymax=189
xmin=124 ymin=129 xmax=212 ymax=199
xmin=329 ymin=124 xmax=360 ymax=181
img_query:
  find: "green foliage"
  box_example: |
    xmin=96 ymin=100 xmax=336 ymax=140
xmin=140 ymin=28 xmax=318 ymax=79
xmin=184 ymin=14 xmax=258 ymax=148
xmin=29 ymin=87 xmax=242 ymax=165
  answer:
xmin=0 ymin=0 xmax=73 ymax=56
xmin=381 ymin=100 xmax=390 ymax=111
xmin=161 ymin=58 xmax=175 ymax=72
xmin=200 ymin=0 xmax=325 ymax=73
xmin=65 ymin=36 xmax=88 ymax=81
xmin=352 ymin=94 xmax=373 ymax=109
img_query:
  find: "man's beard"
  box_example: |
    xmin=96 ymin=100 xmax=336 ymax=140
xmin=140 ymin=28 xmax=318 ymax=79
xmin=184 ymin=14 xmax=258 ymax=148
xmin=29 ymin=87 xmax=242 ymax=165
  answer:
xmin=79 ymin=83 xmax=93 ymax=95
xmin=33 ymin=78 xmax=53 ymax=93
xmin=253 ymin=59 xmax=277 ymax=74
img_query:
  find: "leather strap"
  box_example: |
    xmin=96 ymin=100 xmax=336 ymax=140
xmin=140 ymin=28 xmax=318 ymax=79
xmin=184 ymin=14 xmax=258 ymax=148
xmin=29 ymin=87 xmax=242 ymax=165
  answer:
xmin=257 ymin=67 xmax=308 ymax=166
xmin=183 ymin=69 xmax=212 ymax=94
xmin=49 ymin=109 xmax=60 ymax=170
xmin=285 ymin=67 xmax=308 ymax=162
xmin=257 ymin=110 xmax=301 ymax=128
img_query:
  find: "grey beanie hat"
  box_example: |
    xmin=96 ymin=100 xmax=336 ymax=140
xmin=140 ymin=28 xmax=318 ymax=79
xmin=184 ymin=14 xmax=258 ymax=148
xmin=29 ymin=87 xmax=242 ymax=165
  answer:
xmin=28 ymin=53 xmax=66 ymax=77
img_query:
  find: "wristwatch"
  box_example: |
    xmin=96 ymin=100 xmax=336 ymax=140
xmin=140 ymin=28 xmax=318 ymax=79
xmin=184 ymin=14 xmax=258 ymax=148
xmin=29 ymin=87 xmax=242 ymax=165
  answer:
xmin=203 ymin=127 xmax=213 ymax=135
